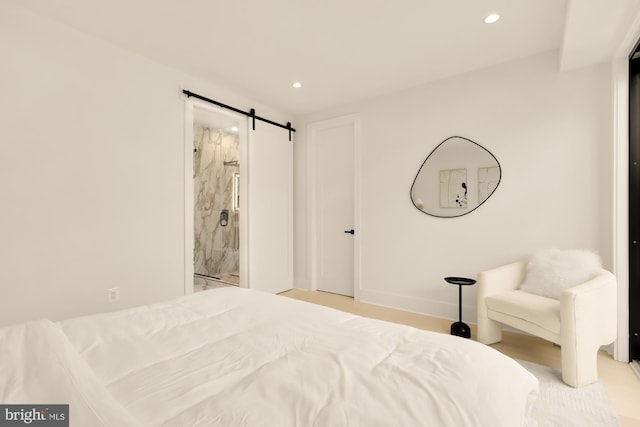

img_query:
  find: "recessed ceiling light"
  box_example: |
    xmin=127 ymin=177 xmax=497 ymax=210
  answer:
xmin=484 ymin=13 xmax=500 ymax=24
xmin=231 ymin=126 xmax=239 ymax=132
xmin=292 ymin=82 xmax=302 ymax=89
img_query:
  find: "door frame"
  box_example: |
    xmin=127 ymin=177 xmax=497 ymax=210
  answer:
xmin=629 ymin=48 xmax=640 ymax=361
xmin=308 ymin=114 xmax=362 ymax=299
xmin=184 ymin=99 xmax=249 ymax=295
xmin=612 ymin=10 xmax=640 ymax=362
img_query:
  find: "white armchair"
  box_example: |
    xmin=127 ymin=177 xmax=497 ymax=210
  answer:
xmin=477 ymin=261 xmax=617 ymax=388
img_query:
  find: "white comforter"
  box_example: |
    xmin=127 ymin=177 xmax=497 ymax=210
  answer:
xmin=1 ymin=288 xmax=538 ymax=426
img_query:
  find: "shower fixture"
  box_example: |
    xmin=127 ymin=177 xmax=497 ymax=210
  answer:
xmin=224 ymin=160 xmax=239 ymax=166
xmin=220 ymin=209 xmax=229 ymax=227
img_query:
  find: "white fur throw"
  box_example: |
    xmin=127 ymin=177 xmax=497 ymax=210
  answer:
xmin=519 ymin=249 xmax=602 ymax=300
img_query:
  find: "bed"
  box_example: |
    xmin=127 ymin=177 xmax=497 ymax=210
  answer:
xmin=0 ymin=287 xmax=538 ymax=426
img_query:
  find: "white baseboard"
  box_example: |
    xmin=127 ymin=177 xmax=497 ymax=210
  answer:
xmin=602 ymin=343 xmax=615 ymax=357
xmin=356 ymin=288 xmax=477 ymax=323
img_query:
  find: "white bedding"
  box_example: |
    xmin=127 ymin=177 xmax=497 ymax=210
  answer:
xmin=0 ymin=319 xmax=139 ymax=426
xmin=1 ymin=288 xmax=538 ymax=426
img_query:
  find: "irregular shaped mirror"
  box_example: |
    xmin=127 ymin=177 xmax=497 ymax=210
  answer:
xmin=410 ymin=136 xmax=501 ymax=218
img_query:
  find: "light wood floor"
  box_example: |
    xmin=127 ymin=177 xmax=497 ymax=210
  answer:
xmin=281 ymin=289 xmax=640 ymax=427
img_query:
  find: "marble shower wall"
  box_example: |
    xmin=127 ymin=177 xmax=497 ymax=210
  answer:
xmin=194 ymin=125 xmax=239 ymax=279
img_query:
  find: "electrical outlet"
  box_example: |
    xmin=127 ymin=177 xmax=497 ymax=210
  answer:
xmin=108 ymin=287 xmax=120 ymax=302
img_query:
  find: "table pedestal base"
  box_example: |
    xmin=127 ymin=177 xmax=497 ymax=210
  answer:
xmin=450 ymin=321 xmax=470 ymax=338
xmin=445 ymin=277 xmax=476 ymax=339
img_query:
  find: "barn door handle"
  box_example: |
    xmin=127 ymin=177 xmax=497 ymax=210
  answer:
xmin=344 ymin=229 xmax=355 ymax=235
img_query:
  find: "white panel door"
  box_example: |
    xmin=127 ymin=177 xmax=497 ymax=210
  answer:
xmin=312 ymin=119 xmax=355 ymax=296
xmin=248 ymin=122 xmax=293 ymax=294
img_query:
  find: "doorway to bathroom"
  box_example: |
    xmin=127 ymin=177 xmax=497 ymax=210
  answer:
xmin=184 ymin=94 xmax=293 ymax=296
xmin=189 ymin=104 xmax=247 ymax=291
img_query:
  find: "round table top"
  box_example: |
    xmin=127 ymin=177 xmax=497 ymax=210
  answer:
xmin=444 ymin=276 xmax=476 ymax=286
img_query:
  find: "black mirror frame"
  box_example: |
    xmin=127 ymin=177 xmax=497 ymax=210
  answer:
xmin=410 ymin=136 xmax=501 ymax=218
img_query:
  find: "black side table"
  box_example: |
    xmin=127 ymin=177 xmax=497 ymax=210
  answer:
xmin=445 ymin=276 xmax=476 ymax=338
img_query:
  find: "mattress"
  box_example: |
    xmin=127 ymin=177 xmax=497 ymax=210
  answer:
xmin=0 ymin=287 xmax=538 ymax=426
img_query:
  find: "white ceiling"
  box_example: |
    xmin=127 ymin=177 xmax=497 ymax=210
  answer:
xmin=12 ymin=0 xmax=640 ymax=116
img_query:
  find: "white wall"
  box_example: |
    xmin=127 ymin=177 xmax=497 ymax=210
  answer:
xmin=294 ymin=51 xmax=613 ymax=321
xmin=0 ymin=4 xmax=289 ymax=326
xmin=0 ymin=4 xmax=615 ymax=328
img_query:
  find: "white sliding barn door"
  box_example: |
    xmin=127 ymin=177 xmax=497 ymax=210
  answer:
xmin=248 ymin=122 xmax=293 ymax=294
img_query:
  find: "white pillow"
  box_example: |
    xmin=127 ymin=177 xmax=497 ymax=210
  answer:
xmin=519 ymin=249 xmax=602 ymax=300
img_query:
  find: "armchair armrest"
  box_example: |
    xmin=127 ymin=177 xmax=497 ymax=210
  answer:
xmin=476 ymin=261 xmax=527 ymax=344
xmin=560 ymin=269 xmax=617 ymax=387
xmin=560 ymin=269 xmax=617 ymax=344
xmin=477 ymin=261 xmax=527 ymax=298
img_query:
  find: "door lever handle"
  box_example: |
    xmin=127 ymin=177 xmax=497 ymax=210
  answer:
xmin=344 ymin=229 xmax=355 ymax=235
